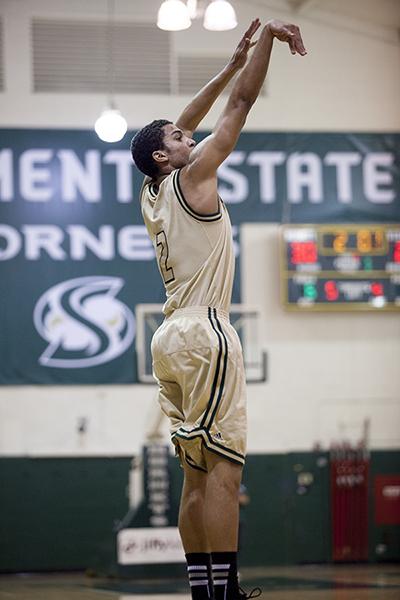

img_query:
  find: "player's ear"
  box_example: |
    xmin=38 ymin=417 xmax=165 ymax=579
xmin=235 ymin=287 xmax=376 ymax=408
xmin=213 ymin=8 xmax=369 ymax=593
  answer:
xmin=152 ymin=150 xmax=168 ymax=165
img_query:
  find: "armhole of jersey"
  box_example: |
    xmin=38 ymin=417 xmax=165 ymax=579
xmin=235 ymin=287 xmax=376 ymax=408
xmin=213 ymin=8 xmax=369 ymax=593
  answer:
xmin=172 ymin=169 xmax=222 ymax=223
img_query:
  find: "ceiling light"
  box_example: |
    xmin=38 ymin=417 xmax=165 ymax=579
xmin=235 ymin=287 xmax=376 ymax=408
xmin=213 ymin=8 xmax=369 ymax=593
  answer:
xmin=187 ymin=0 xmax=198 ymax=19
xmin=94 ymin=0 xmax=127 ymax=143
xmin=203 ymin=0 xmax=237 ymax=31
xmin=157 ymin=0 xmax=191 ymax=31
xmin=95 ymin=108 xmax=127 ymax=143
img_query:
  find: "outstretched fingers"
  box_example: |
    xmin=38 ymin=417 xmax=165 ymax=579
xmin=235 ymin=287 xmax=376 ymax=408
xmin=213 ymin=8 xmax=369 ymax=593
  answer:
xmin=289 ymin=36 xmax=296 ymax=55
xmin=244 ymin=18 xmax=261 ymax=41
xmin=234 ymin=19 xmax=260 ymax=61
xmin=288 ymin=25 xmax=307 ymax=55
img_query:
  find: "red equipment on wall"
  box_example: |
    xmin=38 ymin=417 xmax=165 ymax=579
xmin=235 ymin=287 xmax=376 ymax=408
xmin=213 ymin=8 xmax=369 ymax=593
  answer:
xmin=330 ymin=445 xmax=370 ymax=561
xmin=374 ymin=475 xmax=400 ymax=526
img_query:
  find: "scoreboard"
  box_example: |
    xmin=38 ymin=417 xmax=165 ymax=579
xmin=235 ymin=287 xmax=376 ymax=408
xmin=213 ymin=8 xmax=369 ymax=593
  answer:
xmin=281 ymin=224 xmax=400 ymax=311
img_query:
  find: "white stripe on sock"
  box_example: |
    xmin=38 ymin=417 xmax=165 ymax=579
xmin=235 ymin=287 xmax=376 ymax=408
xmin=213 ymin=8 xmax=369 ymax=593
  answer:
xmin=188 ymin=565 xmax=207 ymax=571
xmin=212 ymin=564 xmax=230 ymax=569
xmin=213 ymin=579 xmax=228 ymax=585
xmin=189 ymin=579 xmax=209 ymax=586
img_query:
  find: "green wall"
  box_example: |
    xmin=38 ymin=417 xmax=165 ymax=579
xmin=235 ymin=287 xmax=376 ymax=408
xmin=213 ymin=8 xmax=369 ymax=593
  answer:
xmin=0 ymin=457 xmax=130 ymax=572
xmin=0 ymin=451 xmax=398 ymax=573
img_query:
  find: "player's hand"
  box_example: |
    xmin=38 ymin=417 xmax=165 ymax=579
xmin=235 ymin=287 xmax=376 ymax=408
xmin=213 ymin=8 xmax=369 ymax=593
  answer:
xmin=229 ymin=18 xmax=261 ymax=70
xmin=267 ymin=19 xmax=307 ymax=56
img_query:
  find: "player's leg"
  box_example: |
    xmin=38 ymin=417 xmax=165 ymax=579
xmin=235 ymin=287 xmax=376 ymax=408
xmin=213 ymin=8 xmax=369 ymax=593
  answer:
xmin=179 ymin=459 xmax=214 ymax=600
xmin=204 ymin=450 xmax=246 ymax=600
xmin=204 ymin=450 xmax=242 ymax=550
xmin=179 ymin=458 xmax=209 ymax=552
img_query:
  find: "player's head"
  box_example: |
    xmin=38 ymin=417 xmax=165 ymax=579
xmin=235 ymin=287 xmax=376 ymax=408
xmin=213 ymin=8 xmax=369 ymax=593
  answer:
xmin=130 ymin=120 xmax=195 ymax=179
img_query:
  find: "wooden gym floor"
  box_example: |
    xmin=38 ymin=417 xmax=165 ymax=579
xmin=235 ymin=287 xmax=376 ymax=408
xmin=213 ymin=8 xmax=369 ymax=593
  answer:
xmin=1 ymin=564 xmax=400 ymax=600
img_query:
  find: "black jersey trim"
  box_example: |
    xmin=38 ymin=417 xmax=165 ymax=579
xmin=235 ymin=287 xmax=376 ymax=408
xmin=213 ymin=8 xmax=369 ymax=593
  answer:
xmin=173 ymin=170 xmax=222 ymax=222
xmin=200 ymin=307 xmax=225 ymax=429
xmin=148 ymin=182 xmax=158 ymax=198
xmin=185 ymin=453 xmax=208 ymax=472
xmin=201 ymin=308 xmax=228 ymax=430
xmin=204 ymin=429 xmax=244 ymax=460
xmin=172 ymin=429 xmax=245 ymax=466
xmin=175 ymin=427 xmax=245 ymax=461
xmin=204 ymin=442 xmax=245 ymax=465
xmin=176 ymin=169 xmax=221 ymax=218
xmin=206 ymin=308 xmax=229 ymax=428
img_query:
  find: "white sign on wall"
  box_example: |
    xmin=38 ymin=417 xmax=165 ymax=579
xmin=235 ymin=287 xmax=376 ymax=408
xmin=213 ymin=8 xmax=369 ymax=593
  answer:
xmin=117 ymin=527 xmax=185 ymax=565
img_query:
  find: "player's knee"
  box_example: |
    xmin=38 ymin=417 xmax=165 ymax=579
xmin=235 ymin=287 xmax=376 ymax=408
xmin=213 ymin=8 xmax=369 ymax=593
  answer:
xmin=218 ymin=472 xmax=241 ymax=499
xmin=182 ymin=485 xmax=205 ymax=514
xmin=208 ymin=462 xmax=241 ymax=499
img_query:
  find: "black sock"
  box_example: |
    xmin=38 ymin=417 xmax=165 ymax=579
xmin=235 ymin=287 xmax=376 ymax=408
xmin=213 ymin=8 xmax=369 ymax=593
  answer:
xmin=186 ymin=552 xmax=214 ymax=600
xmin=212 ymin=551 xmax=239 ymax=599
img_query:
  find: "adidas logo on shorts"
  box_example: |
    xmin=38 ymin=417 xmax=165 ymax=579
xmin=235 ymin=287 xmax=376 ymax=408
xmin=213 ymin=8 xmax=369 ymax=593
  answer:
xmin=214 ymin=431 xmax=224 ymax=441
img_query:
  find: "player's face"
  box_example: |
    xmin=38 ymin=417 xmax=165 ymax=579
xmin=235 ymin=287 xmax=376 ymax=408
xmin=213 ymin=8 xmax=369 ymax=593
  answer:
xmin=161 ymin=124 xmax=196 ymax=168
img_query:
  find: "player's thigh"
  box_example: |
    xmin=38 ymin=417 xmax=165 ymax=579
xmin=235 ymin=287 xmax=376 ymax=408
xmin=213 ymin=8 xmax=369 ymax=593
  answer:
xmin=154 ymin=361 xmax=184 ymax=424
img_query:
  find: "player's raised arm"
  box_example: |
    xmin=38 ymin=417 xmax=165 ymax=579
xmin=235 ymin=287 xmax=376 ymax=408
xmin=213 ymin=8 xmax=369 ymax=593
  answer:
xmin=175 ymin=19 xmax=261 ymax=137
xmin=180 ymin=19 xmax=306 ymax=213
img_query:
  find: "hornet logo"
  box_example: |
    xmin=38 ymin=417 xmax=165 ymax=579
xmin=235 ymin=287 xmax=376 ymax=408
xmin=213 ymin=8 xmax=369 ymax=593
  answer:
xmin=33 ymin=276 xmax=135 ymax=368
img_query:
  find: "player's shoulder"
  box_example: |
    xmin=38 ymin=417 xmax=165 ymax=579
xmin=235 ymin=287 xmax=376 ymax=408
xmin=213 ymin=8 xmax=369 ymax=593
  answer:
xmin=176 ymin=166 xmax=222 ymax=222
xmin=139 ymin=176 xmax=152 ymax=202
xmin=144 ymin=173 xmax=175 ymax=193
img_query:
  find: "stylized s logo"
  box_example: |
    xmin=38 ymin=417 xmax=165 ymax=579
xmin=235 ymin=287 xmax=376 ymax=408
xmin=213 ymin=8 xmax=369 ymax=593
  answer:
xmin=33 ymin=276 xmax=135 ymax=368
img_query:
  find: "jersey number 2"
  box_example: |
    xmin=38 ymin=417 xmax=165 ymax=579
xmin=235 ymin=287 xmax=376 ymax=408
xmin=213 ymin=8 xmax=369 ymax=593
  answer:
xmin=156 ymin=231 xmax=175 ymax=284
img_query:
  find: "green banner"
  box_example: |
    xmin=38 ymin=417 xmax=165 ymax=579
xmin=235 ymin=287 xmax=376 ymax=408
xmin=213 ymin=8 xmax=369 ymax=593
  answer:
xmin=0 ymin=129 xmax=398 ymax=384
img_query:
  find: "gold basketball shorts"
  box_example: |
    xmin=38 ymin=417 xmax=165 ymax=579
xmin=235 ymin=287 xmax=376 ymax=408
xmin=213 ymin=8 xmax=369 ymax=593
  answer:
xmin=151 ymin=306 xmax=247 ymax=471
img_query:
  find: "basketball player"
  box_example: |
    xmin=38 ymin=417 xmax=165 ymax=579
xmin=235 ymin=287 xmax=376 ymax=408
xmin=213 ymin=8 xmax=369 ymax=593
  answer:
xmin=131 ymin=18 xmax=306 ymax=600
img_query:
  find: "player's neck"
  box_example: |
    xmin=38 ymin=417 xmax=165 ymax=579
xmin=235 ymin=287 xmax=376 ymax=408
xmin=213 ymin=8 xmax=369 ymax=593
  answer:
xmin=154 ymin=173 xmax=170 ymax=186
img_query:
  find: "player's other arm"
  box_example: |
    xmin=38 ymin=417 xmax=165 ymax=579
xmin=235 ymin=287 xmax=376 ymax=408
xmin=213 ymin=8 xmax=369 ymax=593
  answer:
xmin=180 ymin=20 xmax=307 ymax=215
xmin=175 ymin=20 xmax=261 ymax=138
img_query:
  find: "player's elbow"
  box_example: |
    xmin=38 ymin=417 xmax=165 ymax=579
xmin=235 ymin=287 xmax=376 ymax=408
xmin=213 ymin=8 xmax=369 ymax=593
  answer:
xmin=229 ymin=94 xmax=254 ymax=114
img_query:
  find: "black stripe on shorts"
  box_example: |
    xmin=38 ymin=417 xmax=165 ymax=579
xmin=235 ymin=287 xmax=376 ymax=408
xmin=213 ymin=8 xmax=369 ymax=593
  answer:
xmin=200 ymin=307 xmax=226 ymax=430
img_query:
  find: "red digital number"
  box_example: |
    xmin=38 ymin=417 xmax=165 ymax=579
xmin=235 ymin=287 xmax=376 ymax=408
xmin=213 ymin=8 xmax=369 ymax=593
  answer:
xmin=290 ymin=242 xmax=317 ymax=264
xmin=394 ymin=241 xmax=400 ymax=263
xmin=324 ymin=280 xmax=339 ymax=301
xmin=371 ymin=282 xmax=384 ymax=296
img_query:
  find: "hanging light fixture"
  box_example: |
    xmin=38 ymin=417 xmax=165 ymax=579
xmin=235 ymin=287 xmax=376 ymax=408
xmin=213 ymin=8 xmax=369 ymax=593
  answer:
xmin=157 ymin=0 xmax=191 ymax=31
xmin=203 ymin=0 xmax=237 ymax=31
xmin=95 ymin=0 xmax=127 ymax=143
xmin=95 ymin=105 xmax=128 ymax=143
xmin=186 ymin=0 xmax=198 ymax=19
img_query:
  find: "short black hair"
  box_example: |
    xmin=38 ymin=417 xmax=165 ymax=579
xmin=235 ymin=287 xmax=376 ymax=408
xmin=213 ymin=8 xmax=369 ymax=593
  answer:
xmin=130 ymin=119 xmax=172 ymax=179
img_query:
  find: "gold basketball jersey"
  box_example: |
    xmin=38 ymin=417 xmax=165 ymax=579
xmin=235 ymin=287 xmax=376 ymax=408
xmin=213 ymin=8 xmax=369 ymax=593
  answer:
xmin=141 ymin=169 xmax=235 ymax=316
